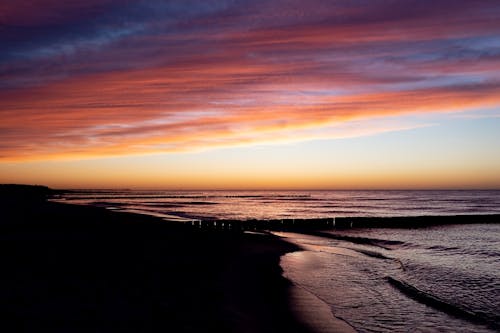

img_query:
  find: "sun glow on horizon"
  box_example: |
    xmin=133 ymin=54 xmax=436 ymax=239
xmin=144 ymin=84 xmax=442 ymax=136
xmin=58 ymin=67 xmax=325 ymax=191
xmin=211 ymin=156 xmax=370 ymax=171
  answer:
xmin=2 ymin=115 xmax=499 ymax=190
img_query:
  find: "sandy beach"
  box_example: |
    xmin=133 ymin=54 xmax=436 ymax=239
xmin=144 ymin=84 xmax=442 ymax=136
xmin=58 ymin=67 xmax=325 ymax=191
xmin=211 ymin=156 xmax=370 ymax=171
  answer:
xmin=0 ymin=185 xmax=337 ymax=332
xmin=3 ymin=186 xmax=499 ymax=332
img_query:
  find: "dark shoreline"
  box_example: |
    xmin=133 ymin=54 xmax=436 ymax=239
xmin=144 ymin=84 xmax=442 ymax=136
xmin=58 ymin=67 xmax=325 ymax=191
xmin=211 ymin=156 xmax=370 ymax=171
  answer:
xmin=2 ymin=185 xmax=498 ymax=332
xmin=0 ymin=185 xmax=312 ymax=333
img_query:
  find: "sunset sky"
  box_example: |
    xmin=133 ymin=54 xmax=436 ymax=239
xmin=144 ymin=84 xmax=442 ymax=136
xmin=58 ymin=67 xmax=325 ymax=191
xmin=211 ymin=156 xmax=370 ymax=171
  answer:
xmin=1 ymin=0 xmax=500 ymax=189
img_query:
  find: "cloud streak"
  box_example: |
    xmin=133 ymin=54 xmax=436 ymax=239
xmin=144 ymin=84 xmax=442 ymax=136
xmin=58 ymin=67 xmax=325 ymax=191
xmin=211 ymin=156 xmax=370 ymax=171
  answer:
xmin=1 ymin=0 xmax=500 ymax=161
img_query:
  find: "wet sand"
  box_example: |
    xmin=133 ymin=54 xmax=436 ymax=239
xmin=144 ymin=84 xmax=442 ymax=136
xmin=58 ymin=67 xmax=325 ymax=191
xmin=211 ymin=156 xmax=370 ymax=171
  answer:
xmin=0 ymin=185 xmax=319 ymax=332
xmin=288 ymin=286 xmax=357 ymax=333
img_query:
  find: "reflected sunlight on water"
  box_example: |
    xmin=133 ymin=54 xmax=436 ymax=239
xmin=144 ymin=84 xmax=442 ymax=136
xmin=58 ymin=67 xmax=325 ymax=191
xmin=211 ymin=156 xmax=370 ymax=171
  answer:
xmin=53 ymin=190 xmax=500 ymax=221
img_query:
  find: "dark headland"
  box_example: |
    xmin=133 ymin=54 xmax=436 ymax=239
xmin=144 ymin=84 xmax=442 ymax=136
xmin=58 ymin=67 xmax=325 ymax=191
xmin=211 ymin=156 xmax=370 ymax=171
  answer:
xmin=0 ymin=185 xmax=313 ymax=333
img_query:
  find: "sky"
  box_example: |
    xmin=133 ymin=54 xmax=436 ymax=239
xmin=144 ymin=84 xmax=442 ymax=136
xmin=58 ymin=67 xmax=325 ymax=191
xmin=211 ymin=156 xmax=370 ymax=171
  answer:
xmin=1 ymin=0 xmax=500 ymax=189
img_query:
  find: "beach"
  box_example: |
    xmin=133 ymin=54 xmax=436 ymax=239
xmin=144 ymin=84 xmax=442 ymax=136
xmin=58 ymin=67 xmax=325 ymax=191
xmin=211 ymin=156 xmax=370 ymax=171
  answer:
xmin=0 ymin=185 xmax=355 ymax=332
xmin=2 ymin=185 xmax=499 ymax=332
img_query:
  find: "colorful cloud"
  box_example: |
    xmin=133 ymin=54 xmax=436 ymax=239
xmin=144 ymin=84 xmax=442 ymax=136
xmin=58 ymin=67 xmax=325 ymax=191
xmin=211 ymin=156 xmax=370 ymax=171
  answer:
xmin=1 ymin=0 xmax=500 ymax=161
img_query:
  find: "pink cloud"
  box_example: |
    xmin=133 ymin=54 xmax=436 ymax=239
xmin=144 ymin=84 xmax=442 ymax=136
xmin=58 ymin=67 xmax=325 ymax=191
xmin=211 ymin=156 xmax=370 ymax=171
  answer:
xmin=1 ymin=1 xmax=500 ymax=161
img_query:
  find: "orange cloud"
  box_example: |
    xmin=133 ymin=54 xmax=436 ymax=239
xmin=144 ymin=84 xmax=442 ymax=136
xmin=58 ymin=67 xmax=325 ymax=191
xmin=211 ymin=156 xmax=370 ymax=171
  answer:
xmin=1 ymin=60 xmax=500 ymax=161
xmin=2 ymin=1 xmax=500 ymax=162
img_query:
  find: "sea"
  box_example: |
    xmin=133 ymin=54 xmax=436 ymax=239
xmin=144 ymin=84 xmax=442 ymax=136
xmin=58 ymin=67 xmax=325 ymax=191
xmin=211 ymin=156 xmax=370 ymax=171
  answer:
xmin=52 ymin=190 xmax=500 ymax=332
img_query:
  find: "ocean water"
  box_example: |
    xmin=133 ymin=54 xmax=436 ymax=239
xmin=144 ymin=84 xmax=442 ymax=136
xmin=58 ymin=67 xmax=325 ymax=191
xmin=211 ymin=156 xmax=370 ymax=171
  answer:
xmin=279 ymin=224 xmax=500 ymax=332
xmin=52 ymin=190 xmax=500 ymax=221
xmin=52 ymin=190 xmax=500 ymax=332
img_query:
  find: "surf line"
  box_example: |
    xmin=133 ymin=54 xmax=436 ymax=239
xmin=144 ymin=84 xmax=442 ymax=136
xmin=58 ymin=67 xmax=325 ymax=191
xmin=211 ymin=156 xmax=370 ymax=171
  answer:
xmin=386 ymin=276 xmax=498 ymax=330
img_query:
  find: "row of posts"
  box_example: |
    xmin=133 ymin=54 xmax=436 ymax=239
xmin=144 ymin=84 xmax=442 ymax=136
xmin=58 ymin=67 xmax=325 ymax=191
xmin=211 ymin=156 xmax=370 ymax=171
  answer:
xmin=187 ymin=217 xmax=356 ymax=232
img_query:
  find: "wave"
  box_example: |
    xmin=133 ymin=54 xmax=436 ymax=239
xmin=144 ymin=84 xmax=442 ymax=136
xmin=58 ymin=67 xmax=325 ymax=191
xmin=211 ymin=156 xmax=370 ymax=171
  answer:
xmin=88 ymin=201 xmax=128 ymax=207
xmin=269 ymin=198 xmax=322 ymax=202
xmin=386 ymin=276 xmax=498 ymax=330
xmin=427 ymin=244 xmax=462 ymax=252
xmin=342 ymin=247 xmax=392 ymax=260
xmin=307 ymin=231 xmax=407 ymax=250
xmin=59 ymin=194 xmax=312 ymax=200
